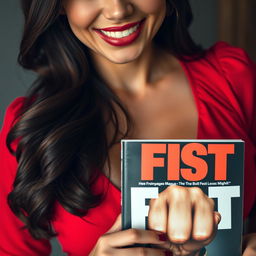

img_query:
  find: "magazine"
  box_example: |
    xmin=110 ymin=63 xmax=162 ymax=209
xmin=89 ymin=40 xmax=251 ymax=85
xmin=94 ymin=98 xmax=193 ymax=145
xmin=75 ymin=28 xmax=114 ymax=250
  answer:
xmin=121 ymin=139 xmax=244 ymax=255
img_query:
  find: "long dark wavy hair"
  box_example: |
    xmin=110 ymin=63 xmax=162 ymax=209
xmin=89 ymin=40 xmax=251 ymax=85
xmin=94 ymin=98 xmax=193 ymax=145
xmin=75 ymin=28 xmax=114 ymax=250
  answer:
xmin=7 ymin=0 xmax=203 ymax=239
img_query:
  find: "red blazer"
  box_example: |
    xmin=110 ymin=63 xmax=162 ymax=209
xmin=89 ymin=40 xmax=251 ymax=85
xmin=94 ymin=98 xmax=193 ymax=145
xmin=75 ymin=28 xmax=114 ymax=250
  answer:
xmin=1 ymin=42 xmax=256 ymax=255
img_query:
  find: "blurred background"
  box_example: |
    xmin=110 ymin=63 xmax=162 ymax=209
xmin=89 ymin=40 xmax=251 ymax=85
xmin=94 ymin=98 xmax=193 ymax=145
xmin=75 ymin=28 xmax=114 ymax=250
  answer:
xmin=0 ymin=0 xmax=255 ymax=255
xmin=218 ymin=0 xmax=256 ymax=61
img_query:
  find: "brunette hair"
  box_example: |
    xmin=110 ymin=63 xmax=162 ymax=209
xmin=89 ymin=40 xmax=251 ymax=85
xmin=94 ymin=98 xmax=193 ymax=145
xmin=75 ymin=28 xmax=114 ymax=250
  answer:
xmin=7 ymin=0 xmax=203 ymax=239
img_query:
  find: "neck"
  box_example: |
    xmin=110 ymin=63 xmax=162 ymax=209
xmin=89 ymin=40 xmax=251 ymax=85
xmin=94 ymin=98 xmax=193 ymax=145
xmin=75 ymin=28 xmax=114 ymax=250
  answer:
xmin=89 ymin=43 xmax=167 ymax=98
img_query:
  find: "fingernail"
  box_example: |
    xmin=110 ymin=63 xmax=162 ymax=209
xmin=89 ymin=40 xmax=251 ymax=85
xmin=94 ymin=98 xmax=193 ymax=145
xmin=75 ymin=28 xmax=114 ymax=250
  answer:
xmin=165 ymin=251 xmax=172 ymax=256
xmin=158 ymin=233 xmax=168 ymax=241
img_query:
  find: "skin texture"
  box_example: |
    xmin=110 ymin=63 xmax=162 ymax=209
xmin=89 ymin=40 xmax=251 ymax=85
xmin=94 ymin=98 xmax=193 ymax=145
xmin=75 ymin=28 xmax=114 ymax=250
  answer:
xmin=89 ymin=215 xmax=169 ymax=256
xmin=148 ymin=186 xmax=220 ymax=255
xmin=63 ymin=0 xmax=256 ymax=255
xmin=63 ymin=0 xmax=166 ymax=64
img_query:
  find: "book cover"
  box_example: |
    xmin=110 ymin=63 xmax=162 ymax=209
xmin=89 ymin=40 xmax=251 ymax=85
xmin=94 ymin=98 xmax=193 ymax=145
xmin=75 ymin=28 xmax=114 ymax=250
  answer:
xmin=121 ymin=139 xmax=244 ymax=255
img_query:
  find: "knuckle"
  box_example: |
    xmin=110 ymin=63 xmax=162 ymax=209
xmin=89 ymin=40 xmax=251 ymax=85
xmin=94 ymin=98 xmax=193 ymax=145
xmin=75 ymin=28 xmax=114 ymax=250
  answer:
xmin=149 ymin=200 xmax=161 ymax=212
xmin=148 ymin=215 xmax=160 ymax=230
xmin=167 ymin=185 xmax=183 ymax=192
xmin=208 ymin=197 xmax=215 ymax=208
xmin=190 ymin=186 xmax=204 ymax=196
xmin=167 ymin=185 xmax=188 ymax=198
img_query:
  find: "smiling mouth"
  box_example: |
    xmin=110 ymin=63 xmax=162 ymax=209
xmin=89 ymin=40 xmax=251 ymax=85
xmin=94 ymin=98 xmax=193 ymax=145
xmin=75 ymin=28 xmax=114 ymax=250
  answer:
xmin=100 ymin=24 xmax=140 ymax=39
xmin=93 ymin=18 xmax=146 ymax=46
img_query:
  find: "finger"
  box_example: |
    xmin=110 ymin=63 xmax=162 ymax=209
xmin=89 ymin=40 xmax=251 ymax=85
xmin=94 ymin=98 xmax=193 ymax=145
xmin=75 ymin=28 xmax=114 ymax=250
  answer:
xmin=179 ymin=211 xmax=220 ymax=254
xmin=113 ymin=247 xmax=168 ymax=256
xmin=167 ymin=187 xmax=192 ymax=244
xmin=192 ymin=191 xmax=215 ymax=241
xmin=106 ymin=214 xmax=122 ymax=234
xmin=103 ymin=228 xmax=168 ymax=248
xmin=148 ymin=198 xmax=168 ymax=232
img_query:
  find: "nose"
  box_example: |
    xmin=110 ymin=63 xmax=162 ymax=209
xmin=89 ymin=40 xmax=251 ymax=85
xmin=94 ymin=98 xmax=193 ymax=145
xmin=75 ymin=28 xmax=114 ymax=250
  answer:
xmin=102 ymin=0 xmax=134 ymax=21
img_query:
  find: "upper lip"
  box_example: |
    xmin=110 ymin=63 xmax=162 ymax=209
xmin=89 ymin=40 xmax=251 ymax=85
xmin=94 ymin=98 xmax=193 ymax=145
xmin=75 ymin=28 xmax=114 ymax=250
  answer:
xmin=94 ymin=18 xmax=145 ymax=32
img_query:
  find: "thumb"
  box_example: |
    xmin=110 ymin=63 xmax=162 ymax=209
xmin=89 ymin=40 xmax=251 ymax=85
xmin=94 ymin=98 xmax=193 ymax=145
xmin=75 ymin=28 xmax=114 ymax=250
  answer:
xmin=214 ymin=211 xmax=221 ymax=225
xmin=106 ymin=214 xmax=122 ymax=234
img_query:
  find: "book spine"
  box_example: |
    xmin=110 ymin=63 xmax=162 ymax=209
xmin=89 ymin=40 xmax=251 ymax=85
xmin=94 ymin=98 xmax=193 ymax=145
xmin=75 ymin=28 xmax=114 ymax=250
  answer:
xmin=121 ymin=141 xmax=128 ymax=229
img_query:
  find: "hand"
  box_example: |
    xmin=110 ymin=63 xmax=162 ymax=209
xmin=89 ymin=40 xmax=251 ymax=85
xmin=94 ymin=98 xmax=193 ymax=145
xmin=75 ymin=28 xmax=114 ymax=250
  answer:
xmin=148 ymin=185 xmax=221 ymax=256
xmin=89 ymin=214 xmax=171 ymax=256
xmin=243 ymin=233 xmax=256 ymax=256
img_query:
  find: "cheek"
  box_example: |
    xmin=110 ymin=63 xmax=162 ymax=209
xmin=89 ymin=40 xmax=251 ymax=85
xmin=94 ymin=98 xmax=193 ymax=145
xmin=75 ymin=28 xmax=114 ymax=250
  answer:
xmin=65 ymin=3 xmax=99 ymax=29
xmin=133 ymin=0 xmax=166 ymax=14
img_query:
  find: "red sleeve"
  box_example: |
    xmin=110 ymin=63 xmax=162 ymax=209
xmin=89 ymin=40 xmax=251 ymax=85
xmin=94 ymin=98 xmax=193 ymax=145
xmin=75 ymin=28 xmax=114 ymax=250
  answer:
xmin=213 ymin=41 xmax=256 ymax=143
xmin=211 ymin=42 xmax=256 ymax=218
xmin=0 ymin=97 xmax=51 ymax=255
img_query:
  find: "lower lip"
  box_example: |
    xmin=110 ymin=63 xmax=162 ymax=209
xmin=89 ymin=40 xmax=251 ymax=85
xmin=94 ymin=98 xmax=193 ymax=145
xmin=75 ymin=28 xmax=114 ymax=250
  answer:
xmin=94 ymin=19 xmax=145 ymax=47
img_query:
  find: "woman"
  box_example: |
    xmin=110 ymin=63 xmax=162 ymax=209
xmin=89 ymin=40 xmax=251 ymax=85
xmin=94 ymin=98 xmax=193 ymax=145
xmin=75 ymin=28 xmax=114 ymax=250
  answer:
xmin=0 ymin=0 xmax=256 ymax=255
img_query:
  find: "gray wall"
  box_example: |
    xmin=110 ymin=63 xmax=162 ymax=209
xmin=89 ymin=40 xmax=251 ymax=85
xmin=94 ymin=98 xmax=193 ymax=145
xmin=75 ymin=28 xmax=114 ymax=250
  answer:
xmin=0 ymin=1 xmax=217 ymax=255
xmin=190 ymin=0 xmax=218 ymax=47
xmin=0 ymin=1 xmax=35 ymax=124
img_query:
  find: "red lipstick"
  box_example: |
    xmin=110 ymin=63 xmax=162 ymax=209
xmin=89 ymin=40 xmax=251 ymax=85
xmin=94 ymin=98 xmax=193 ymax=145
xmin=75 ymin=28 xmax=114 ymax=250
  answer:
xmin=93 ymin=18 xmax=146 ymax=47
xmin=97 ymin=20 xmax=143 ymax=32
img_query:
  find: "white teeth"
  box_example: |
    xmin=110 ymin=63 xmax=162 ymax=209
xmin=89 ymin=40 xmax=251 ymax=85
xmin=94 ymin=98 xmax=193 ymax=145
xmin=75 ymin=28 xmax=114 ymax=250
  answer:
xmin=100 ymin=24 xmax=139 ymax=38
xmin=116 ymin=31 xmax=122 ymax=38
xmin=123 ymin=30 xmax=129 ymax=36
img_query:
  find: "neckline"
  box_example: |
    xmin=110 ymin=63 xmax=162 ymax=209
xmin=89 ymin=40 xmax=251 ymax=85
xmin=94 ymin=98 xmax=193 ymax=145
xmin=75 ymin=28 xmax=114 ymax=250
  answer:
xmin=100 ymin=58 xmax=201 ymax=193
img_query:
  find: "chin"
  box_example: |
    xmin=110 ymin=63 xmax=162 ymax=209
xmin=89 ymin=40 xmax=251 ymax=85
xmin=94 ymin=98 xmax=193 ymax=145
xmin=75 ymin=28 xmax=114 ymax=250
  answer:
xmin=106 ymin=48 xmax=144 ymax=64
xmin=109 ymin=57 xmax=138 ymax=64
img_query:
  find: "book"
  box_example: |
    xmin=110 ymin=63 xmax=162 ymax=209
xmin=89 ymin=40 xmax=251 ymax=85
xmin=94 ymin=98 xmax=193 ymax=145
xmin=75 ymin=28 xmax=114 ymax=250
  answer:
xmin=121 ymin=139 xmax=244 ymax=255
